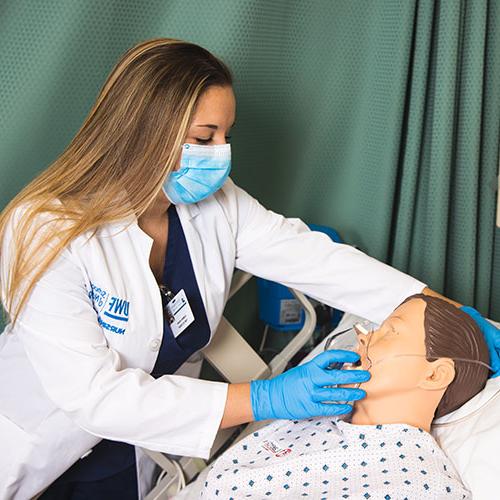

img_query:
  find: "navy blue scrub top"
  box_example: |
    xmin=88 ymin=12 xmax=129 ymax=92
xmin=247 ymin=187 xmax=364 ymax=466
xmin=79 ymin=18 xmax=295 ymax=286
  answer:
xmin=56 ymin=205 xmax=211 ymax=483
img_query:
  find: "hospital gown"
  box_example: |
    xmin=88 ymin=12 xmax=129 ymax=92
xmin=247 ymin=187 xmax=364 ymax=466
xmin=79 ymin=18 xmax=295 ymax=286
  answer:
xmin=201 ymin=417 xmax=469 ymax=499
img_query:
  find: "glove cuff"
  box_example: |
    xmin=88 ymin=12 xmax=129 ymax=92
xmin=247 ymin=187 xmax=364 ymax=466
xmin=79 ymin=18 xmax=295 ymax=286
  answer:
xmin=250 ymin=379 xmax=272 ymax=421
xmin=460 ymin=305 xmax=500 ymax=376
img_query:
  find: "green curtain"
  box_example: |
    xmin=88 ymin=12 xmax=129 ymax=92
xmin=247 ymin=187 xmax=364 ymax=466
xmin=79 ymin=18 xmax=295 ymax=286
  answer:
xmin=390 ymin=0 xmax=500 ymax=316
xmin=0 ymin=0 xmax=499 ymax=330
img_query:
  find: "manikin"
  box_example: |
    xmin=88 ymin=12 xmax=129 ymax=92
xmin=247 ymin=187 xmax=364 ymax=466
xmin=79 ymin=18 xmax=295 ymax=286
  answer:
xmin=200 ymin=294 xmax=490 ymax=499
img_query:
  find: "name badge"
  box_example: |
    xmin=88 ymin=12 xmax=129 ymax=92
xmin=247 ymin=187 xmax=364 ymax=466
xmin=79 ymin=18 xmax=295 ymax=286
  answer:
xmin=165 ymin=289 xmax=195 ymax=338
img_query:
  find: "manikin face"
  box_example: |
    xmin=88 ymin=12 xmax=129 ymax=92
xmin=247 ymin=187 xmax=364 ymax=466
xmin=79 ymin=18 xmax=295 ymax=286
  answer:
xmin=354 ymin=299 xmax=435 ymax=399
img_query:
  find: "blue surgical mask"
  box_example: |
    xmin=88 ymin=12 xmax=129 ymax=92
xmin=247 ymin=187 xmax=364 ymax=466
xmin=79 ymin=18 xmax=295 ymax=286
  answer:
xmin=162 ymin=143 xmax=231 ymax=205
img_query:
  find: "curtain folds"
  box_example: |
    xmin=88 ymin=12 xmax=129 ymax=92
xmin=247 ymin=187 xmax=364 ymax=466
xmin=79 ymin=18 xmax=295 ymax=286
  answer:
xmin=389 ymin=0 xmax=500 ymax=316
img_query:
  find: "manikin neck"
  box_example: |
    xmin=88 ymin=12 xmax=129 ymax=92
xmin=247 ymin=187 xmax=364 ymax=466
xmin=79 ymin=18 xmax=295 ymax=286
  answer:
xmin=349 ymin=387 xmax=443 ymax=433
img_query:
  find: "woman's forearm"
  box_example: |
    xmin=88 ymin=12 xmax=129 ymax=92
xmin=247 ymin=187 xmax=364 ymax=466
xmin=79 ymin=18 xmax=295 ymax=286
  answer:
xmin=220 ymin=382 xmax=255 ymax=429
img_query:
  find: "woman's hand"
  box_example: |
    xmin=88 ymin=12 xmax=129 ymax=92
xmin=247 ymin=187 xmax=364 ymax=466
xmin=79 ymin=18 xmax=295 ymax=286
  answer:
xmin=461 ymin=306 xmax=500 ymax=377
xmin=250 ymin=350 xmax=370 ymax=421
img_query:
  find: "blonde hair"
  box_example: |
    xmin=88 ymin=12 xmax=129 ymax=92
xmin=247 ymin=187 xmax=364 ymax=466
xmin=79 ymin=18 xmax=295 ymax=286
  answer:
xmin=0 ymin=37 xmax=232 ymax=326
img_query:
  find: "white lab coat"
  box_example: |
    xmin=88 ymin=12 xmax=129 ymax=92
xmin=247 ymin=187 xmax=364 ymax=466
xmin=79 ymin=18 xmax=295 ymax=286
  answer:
xmin=0 ymin=178 xmax=425 ymax=499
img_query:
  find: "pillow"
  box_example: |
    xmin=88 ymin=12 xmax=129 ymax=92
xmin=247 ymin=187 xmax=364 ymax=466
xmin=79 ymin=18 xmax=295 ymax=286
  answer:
xmin=432 ymin=319 xmax=500 ymax=500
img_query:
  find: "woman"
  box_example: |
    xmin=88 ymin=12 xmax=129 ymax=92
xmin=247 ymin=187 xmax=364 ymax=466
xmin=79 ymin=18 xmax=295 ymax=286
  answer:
xmin=0 ymin=38 xmax=495 ymax=499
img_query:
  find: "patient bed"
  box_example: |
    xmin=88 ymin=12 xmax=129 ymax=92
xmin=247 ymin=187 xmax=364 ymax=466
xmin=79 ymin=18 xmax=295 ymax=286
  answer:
xmin=143 ymin=272 xmax=500 ymax=500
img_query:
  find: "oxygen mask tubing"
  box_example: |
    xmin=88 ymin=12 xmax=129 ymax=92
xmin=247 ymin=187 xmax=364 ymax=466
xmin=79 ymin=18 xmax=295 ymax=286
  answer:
xmin=324 ymin=322 xmax=493 ymax=389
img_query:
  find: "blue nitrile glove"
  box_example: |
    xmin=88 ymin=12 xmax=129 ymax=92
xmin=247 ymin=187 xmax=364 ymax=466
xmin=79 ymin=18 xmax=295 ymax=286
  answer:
xmin=250 ymin=350 xmax=370 ymax=421
xmin=461 ymin=306 xmax=500 ymax=378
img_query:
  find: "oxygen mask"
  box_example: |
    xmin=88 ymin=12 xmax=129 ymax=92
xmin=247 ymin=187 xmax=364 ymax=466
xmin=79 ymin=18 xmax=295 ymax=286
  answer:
xmin=323 ymin=321 xmax=374 ymax=393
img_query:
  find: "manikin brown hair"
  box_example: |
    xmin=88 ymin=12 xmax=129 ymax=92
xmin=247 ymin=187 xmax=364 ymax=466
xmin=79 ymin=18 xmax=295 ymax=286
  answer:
xmin=402 ymin=294 xmax=489 ymax=418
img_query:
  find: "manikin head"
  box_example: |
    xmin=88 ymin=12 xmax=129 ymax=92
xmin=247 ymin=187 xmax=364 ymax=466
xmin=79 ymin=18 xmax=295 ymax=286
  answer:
xmin=351 ymin=294 xmax=490 ymax=429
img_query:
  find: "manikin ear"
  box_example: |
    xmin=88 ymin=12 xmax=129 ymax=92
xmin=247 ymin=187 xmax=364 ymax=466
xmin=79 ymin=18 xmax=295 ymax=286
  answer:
xmin=418 ymin=358 xmax=455 ymax=391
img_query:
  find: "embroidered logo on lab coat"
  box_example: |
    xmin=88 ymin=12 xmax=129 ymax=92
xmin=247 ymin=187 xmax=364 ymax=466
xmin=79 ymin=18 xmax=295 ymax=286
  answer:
xmin=88 ymin=281 xmax=130 ymax=335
